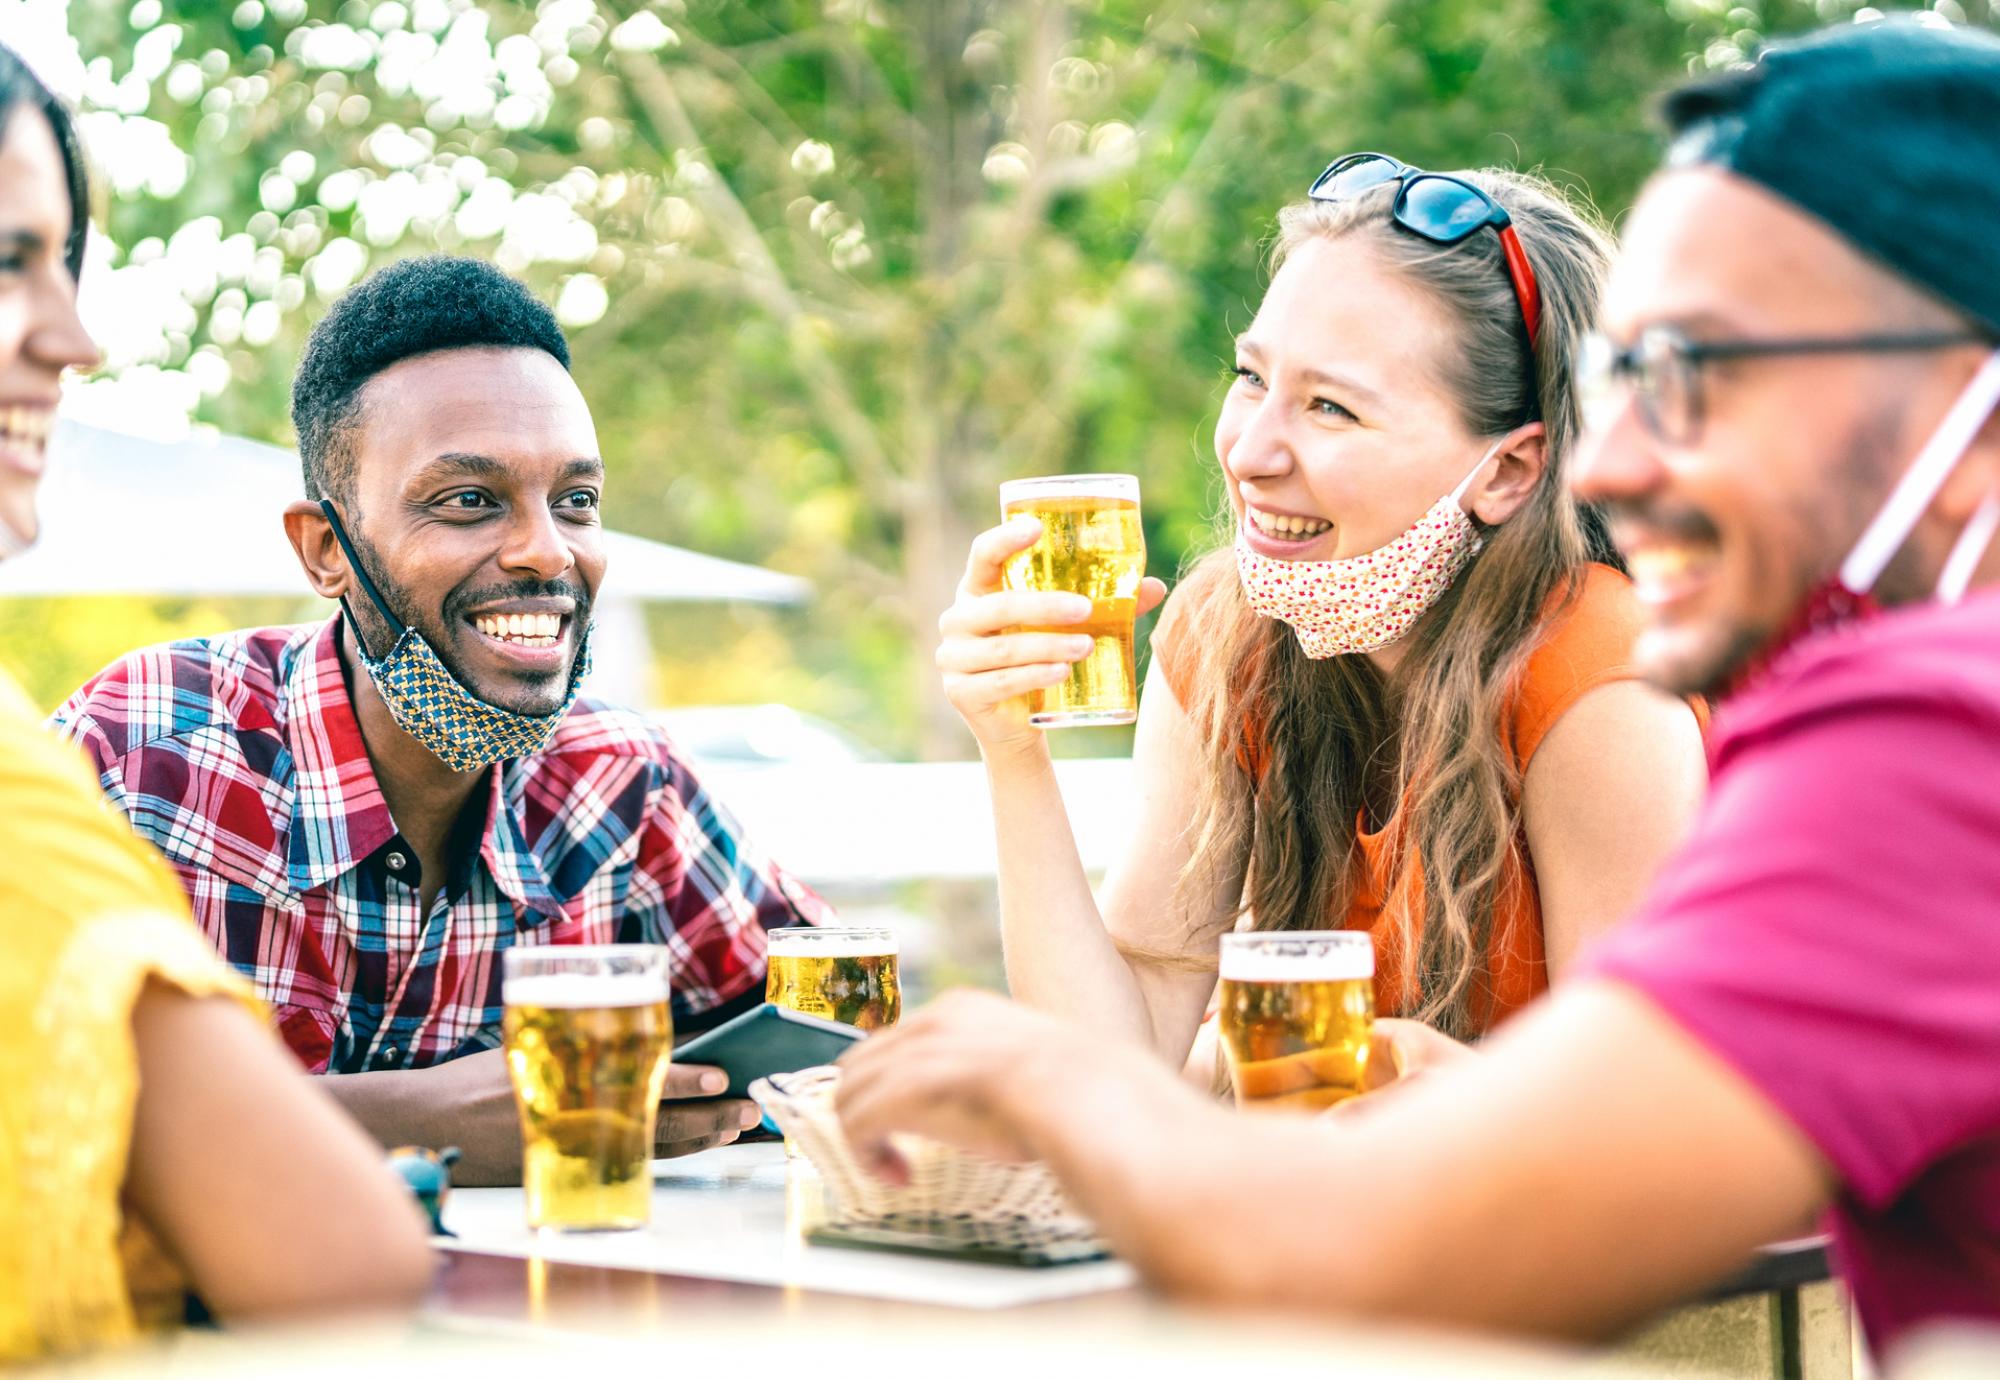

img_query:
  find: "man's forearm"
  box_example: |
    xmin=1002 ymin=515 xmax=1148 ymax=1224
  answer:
xmin=1002 ymin=1046 xmax=1273 ymax=1296
xmin=320 ymin=1048 xmax=523 ymax=1186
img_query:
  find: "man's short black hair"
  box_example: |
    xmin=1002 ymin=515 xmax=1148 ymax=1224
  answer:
xmin=291 ymin=255 xmax=572 ymax=503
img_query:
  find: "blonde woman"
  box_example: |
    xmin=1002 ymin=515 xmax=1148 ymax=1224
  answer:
xmin=937 ymin=155 xmax=1705 ymax=1074
xmin=0 ymin=45 xmax=431 ymax=1358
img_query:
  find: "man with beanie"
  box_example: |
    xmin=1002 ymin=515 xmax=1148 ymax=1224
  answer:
xmin=819 ymin=19 xmax=2000 ymax=1354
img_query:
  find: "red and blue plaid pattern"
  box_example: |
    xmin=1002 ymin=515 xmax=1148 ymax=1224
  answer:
xmin=50 ymin=617 xmax=831 ymax=1074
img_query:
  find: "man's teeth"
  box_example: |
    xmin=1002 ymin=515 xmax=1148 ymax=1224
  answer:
xmin=1248 ymin=507 xmax=1333 ymax=539
xmin=0 ymin=407 xmax=54 ymax=447
xmin=1626 ymin=543 xmax=1716 ymax=593
xmin=473 ymin=612 xmax=563 ymax=646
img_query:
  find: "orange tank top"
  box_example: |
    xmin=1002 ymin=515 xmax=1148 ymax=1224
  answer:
xmin=1154 ymin=562 xmax=1671 ymax=1033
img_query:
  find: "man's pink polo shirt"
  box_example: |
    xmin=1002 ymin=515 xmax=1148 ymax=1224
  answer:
xmin=1577 ymin=586 xmax=2000 ymax=1351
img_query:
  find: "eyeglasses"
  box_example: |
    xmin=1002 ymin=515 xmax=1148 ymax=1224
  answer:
xmin=1308 ymin=152 xmax=1542 ymax=350
xmin=1577 ymin=325 xmax=1991 ymax=446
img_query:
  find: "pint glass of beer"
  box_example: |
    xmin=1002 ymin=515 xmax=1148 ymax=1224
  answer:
xmin=998 ymin=473 xmax=1146 ymax=728
xmin=502 ymin=945 xmax=674 ymax=1232
xmin=765 ymin=926 xmax=901 ymax=1031
xmin=1217 ymin=932 xmax=1374 ymax=1112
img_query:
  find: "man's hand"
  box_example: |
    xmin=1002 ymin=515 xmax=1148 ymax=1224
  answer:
xmin=324 ymin=1050 xmax=766 ymax=1186
xmin=656 ymin=1062 xmax=761 ymax=1158
xmin=834 ymin=988 xmax=1157 ymax=1181
xmin=323 ymin=1047 xmax=524 ymax=1185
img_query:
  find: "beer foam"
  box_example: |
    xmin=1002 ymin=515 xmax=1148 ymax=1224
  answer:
xmin=999 ymin=473 xmax=1140 ymax=506
xmin=767 ymin=929 xmax=899 ymax=957
xmin=1219 ymin=947 xmax=1374 ymax=983
xmin=503 ymin=972 xmax=669 ymax=1009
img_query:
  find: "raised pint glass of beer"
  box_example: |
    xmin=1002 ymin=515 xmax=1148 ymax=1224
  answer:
xmin=765 ymin=926 xmax=901 ymax=1031
xmin=998 ymin=473 xmax=1146 ymax=728
xmin=1217 ymin=932 xmax=1374 ymax=1112
xmin=502 ymin=945 xmax=673 ymax=1232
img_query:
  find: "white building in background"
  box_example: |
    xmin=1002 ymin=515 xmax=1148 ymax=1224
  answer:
xmin=693 ymin=753 xmax=1137 ymax=890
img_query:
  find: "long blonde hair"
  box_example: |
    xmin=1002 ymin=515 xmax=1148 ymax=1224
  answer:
xmin=1175 ymin=169 xmax=1618 ymax=1040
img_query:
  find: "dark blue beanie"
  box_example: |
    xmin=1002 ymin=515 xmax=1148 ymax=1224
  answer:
xmin=1661 ymin=18 xmax=2000 ymax=337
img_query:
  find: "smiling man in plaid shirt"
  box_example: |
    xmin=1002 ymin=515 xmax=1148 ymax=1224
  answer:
xmin=51 ymin=256 xmax=831 ymax=1183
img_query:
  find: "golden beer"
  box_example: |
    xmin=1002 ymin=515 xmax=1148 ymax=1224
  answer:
xmin=1217 ymin=932 xmax=1374 ymax=1112
xmin=999 ymin=474 xmax=1146 ymax=728
xmin=765 ymin=927 xmax=901 ymax=1031
xmin=502 ymin=947 xmax=673 ymax=1232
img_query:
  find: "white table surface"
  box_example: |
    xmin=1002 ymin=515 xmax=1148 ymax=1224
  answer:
xmin=438 ymin=1140 xmax=1138 ymax=1309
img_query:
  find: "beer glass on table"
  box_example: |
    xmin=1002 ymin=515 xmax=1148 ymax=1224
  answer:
xmin=765 ymin=926 xmax=901 ymax=1031
xmin=765 ymin=927 xmax=899 ymax=1170
xmin=998 ymin=473 xmax=1146 ymax=728
xmin=502 ymin=945 xmax=673 ymax=1232
xmin=1217 ymin=932 xmax=1375 ymax=1112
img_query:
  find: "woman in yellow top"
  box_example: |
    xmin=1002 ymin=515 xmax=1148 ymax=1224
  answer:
xmin=935 ymin=160 xmax=1707 ymax=1074
xmin=0 ymin=44 xmax=432 ymax=1358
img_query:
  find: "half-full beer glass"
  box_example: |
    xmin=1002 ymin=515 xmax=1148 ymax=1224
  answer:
xmin=998 ymin=473 xmax=1146 ymax=728
xmin=765 ymin=926 xmax=901 ymax=1031
xmin=1217 ymin=932 xmax=1374 ymax=1112
xmin=503 ymin=945 xmax=673 ymax=1232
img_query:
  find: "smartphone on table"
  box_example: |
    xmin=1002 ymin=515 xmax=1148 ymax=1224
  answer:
xmin=673 ymin=1002 xmax=864 ymax=1100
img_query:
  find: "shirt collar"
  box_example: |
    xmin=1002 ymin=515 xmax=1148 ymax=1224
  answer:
xmin=481 ymin=765 xmax=565 ymax=919
xmin=281 ymin=614 xmax=565 ymax=921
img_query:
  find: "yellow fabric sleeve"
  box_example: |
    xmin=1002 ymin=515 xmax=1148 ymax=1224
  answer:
xmin=0 ymin=674 xmax=259 ymax=1361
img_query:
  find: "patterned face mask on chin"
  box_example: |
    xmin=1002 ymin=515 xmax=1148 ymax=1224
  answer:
xmin=1235 ymin=441 xmax=1502 ymax=658
xmin=318 ymin=500 xmax=592 ymax=773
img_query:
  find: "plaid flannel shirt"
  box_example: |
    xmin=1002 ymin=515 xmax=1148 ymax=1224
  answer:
xmin=50 ymin=616 xmax=831 ymax=1074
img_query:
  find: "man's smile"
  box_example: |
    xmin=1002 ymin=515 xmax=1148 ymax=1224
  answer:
xmin=1621 ymin=531 xmax=1723 ymax=613
xmin=462 ymin=598 xmax=576 ymax=673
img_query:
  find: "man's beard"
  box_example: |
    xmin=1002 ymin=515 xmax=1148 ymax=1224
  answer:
xmin=1676 ymin=405 xmax=1909 ymax=699
xmin=344 ymin=524 xmax=591 ymax=716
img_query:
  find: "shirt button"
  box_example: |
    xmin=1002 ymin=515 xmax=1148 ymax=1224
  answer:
xmin=385 ymin=851 xmax=409 ymax=872
xmin=381 ymin=1045 xmax=401 ymax=1065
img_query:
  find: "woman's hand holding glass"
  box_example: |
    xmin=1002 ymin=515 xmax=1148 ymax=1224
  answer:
xmin=1321 ymin=1017 xmax=1482 ymax=1120
xmin=936 ymin=516 xmax=1168 ymax=757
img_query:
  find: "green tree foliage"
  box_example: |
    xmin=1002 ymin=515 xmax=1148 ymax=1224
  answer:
xmin=38 ymin=0 xmax=1961 ymax=749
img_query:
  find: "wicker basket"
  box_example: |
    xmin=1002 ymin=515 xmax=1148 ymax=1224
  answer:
xmin=750 ymin=1066 xmax=1102 ymax=1250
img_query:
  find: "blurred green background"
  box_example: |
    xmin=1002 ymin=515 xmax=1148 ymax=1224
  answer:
xmin=7 ymin=0 xmax=1982 ymax=752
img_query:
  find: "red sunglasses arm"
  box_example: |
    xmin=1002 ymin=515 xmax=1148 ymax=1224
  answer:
xmin=1496 ymin=225 xmax=1542 ymax=348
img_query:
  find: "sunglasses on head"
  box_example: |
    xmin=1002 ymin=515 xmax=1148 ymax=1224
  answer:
xmin=1308 ymin=152 xmax=1543 ymax=351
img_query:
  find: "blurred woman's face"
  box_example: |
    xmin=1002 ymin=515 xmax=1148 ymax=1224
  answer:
xmin=1216 ymin=234 xmax=1483 ymax=562
xmin=0 ymin=102 xmax=97 ymax=551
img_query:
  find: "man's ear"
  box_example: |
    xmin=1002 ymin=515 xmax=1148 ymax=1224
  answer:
xmin=1466 ymin=422 xmax=1548 ymax=526
xmin=1932 ymin=403 xmax=2000 ymax=526
xmin=282 ymin=500 xmax=350 ymax=601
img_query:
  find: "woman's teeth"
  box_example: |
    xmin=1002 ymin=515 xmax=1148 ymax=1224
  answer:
xmin=1248 ymin=507 xmax=1333 ymax=539
xmin=0 ymin=407 xmax=54 ymax=449
xmin=473 ymin=612 xmax=563 ymax=646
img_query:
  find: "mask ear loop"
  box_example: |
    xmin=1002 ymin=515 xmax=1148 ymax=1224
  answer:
xmin=1840 ymin=351 xmax=2000 ymax=597
xmin=317 ymin=498 xmax=408 ymax=658
xmin=1936 ymin=489 xmax=2000 ymax=606
xmin=1450 ymin=437 xmax=1511 ymax=510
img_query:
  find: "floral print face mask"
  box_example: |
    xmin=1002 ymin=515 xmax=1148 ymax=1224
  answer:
xmin=1234 ymin=441 xmax=1502 ymax=658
